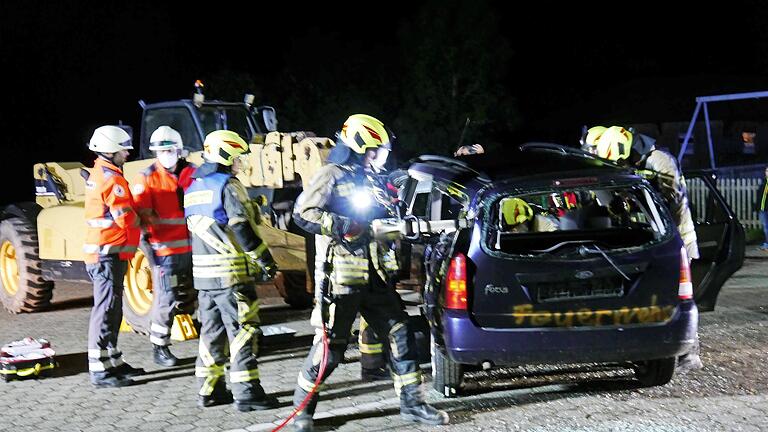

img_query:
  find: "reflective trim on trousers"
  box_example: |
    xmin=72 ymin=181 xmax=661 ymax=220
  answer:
xmin=150 ymin=335 xmax=169 ymax=346
xmin=393 ymin=371 xmax=422 ymax=392
xmin=230 ymin=368 xmax=260 ymax=383
xmin=195 ymin=365 xmax=225 ymax=378
xmin=230 ymin=324 xmax=257 ymax=363
xmin=151 ymin=323 xmax=170 ymax=335
xmin=359 ymin=342 xmax=383 ymax=354
xmin=198 ymin=340 xmax=216 ymax=367
xmin=297 ymin=372 xmax=324 ymax=393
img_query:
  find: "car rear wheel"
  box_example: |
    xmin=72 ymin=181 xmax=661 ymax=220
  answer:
xmin=431 ymin=336 xmax=463 ymax=397
xmin=0 ymin=218 xmax=53 ymax=313
xmin=634 ymin=357 xmax=676 ymax=387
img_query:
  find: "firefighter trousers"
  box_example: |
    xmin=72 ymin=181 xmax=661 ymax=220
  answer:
xmin=86 ymin=254 xmax=128 ymax=376
xmin=292 ymin=275 xmax=422 ymax=416
xmin=149 ymin=252 xmax=192 ymax=347
xmin=359 ymin=317 xmax=388 ymax=370
xmin=195 ymin=283 xmax=266 ymax=401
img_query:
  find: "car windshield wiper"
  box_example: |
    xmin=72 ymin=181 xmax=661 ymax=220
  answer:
xmin=577 ymin=244 xmax=631 ymax=281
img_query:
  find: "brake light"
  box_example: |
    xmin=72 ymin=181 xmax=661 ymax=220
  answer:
xmin=445 ymin=253 xmax=468 ymax=310
xmin=678 ymin=247 xmax=693 ymax=300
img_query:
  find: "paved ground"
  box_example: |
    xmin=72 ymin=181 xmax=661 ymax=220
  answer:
xmin=1 ymin=247 xmax=767 ymax=432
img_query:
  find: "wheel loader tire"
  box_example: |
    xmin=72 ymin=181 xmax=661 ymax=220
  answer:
xmin=122 ymin=242 xmax=155 ymax=335
xmin=282 ymin=270 xmax=312 ymax=309
xmin=0 ymin=218 xmax=53 ymax=313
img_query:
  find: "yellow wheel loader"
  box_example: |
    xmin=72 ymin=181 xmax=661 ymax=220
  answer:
xmin=0 ymin=89 xmax=333 ymax=338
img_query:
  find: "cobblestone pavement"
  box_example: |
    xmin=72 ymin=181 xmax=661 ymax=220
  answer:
xmin=1 ymin=248 xmax=766 ymax=432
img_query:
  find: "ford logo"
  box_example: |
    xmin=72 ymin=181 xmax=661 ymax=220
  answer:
xmin=574 ymin=270 xmax=594 ymax=280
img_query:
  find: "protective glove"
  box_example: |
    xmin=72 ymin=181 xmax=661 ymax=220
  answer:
xmin=245 ymin=250 xmax=278 ymax=282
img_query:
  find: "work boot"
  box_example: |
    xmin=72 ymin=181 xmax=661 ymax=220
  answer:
xmin=153 ymin=344 xmax=180 ymax=367
xmin=361 ymin=366 xmax=390 ymax=382
xmin=400 ymin=384 xmax=449 ymax=425
xmin=293 ymin=416 xmax=314 ymax=431
xmin=198 ymin=388 xmax=234 ymax=408
xmin=677 ymin=336 xmax=704 ymax=374
xmin=113 ymin=362 xmax=145 ymax=378
xmin=234 ymin=394 xmax=279 ymax=412
xmin=90 ymin=373 xmax=133 ymax=388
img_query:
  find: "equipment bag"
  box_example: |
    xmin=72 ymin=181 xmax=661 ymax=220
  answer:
xmin=0 ymin=337 xmax=57 ymax=381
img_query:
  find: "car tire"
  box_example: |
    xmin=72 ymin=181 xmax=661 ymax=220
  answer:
xmin=0 ymin=218 xmax=53 ymax=313
xmin=634 ymin=357 xmax=676 ymax=387
xmin=431 ymin=336 xmax=463 ymax=397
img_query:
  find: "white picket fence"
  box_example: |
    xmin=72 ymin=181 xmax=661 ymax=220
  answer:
xmin=687 ymin=177 xmax=763 ymax=229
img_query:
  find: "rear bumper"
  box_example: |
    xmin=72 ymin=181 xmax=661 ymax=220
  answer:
xmin=441 ymin=301 xmax=698 ymax=366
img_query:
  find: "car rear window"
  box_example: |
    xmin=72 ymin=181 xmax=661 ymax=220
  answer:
xmin=486 ymin=184 xmax=670 ymax=256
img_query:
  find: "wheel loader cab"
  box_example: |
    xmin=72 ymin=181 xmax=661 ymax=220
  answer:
xmin=138 ymin=101 xmax=263 ymax=160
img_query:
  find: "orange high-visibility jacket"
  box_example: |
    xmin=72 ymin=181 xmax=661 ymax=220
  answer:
xmin=83 ymin=158 xmax=140 ymax=264
xmin=132 ymin=160 xmax=195 ymax=256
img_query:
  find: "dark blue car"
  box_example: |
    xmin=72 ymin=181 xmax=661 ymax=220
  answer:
xmin=398 ymin=144 xmax=744 ymax=397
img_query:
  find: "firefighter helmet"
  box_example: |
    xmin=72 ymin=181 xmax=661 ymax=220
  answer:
xmin=88 ymin=125 xmax=133 ymax=153
xmin=149 ymin=126 xmax=183 ymax=151
xmin=203 ymin=130 xmax=249 ymax=166
xmin=500 ymin=197 xmax=534 ymax=225
xmin=580 ymin=126 xmax=607 ymax=153
xmin=336 ymin=114 xmax=392 ymax=154
xmin=595 ymin=126 xmax=633 ymax=161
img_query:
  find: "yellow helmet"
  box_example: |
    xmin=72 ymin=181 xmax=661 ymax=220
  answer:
xmin=581 ymin=126 xmax=607 ymax=152
xmin=337 ymin=114 xmax=392 ymax=154
xmin=500 ymin=197 xmax=533 ymax=225
xmin=595 ymin=126 xmax=633 ymax=161
xmin=203 ymin=130 xmax=249 ymax=166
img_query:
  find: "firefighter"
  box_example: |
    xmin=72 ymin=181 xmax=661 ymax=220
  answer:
xmin=184 ymin=130 xmax=278 ymax=411
xmin=132 ymin=126 xmax=196 ymax=367
xmin=594 ymin=125 xmax=703 ymax=372
xmin=291 ymin=114 xmax=449 ymax=431
xmin=84 ymin=125 xmax=143 ymax=387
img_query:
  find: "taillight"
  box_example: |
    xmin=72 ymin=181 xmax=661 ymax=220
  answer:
xmin=678 ymin=247 xmax=693 ymax=300
xmin=445 ymin=253 xmax=468 ymax=310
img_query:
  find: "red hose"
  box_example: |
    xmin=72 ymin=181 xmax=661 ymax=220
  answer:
xmin=271 ymin=322 xmax=330 ymax=432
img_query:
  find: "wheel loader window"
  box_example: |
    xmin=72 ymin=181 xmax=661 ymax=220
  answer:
xmin=142 ymin=108 xmax=202 ymax=158
xmin=198 ymin=106 xmax=255 ymax=143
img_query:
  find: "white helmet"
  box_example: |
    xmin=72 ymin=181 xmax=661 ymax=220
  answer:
xmin=149 ymin=126 xmax=183 ymax=151
xmin=88 ymin=125 xmax=133 ymax=153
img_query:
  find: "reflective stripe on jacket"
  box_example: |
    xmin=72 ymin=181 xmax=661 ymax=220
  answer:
xmin=132 ymin=160 xmax=195 ymax=256
xmin=83 ymin=158 xmax=140 ymax=264
xmin=185 ymin=171 xmax=268 ymax=289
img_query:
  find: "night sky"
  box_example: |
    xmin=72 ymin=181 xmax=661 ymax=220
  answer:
xmin=2 ymin=1 xmax=768 ymax=205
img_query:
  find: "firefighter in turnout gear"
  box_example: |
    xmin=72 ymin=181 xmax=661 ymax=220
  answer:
xmin=593 ymin=124 xmax=703 ymax=372
xmin=291 ymin=114 xmax=449 ymax=431
xmin=132 ymin=126 xmax=196 ymax=367
xmin=184 ymin=130 xmax=278 ymax=411
xmin=84 ymin=125 xmax=143 ymax=387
